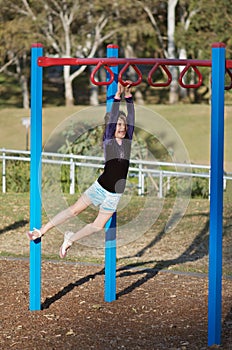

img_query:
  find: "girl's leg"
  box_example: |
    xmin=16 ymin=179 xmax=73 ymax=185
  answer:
xmin=68 ymin=209 xmax=113 ymax=241
xmin=27 ymin=194 xmax=92 ymax=240
xmin=43 ymin=194 xmax=92 ymax=233
xmin=59 ymin=209 xmax=114 ymax=258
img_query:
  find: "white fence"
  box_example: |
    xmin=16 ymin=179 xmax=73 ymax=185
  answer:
xmin=0 ymin=148 xmax=231 ymax=197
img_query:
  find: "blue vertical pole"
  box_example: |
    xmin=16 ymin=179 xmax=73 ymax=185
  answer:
xmin=29 ymin=43 xmax=43 ymax=311
xmin=105 ymin=44 xmax=119 ymax=302
xmin=208 ymin=42 xmax=225 ymax=346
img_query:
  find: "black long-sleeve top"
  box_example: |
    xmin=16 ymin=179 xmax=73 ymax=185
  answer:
xmin=97 ymin=96 xmax=135 ymax=193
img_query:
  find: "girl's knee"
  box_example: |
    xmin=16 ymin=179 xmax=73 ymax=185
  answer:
xmin=93 ymin=211 xmax=114 ymax=229
xmin=69 ymin=204 xmax=78 ymax=216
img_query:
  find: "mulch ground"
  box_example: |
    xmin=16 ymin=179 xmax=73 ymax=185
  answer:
xmin=0 ymin=258 xmax=231 ymax=350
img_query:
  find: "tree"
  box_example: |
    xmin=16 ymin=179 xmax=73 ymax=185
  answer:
xmin=137 ymin=0 xmax=232 ymax=103
xmin=138 ymin=0 xmax=180 ymax=103
xmin=0 ymin=1 xmax=37 ymax=109
xmin=2 ymin=0 xmax=181 ymax=106
xmin=1 ymin=0 xmax=120 ymax=106
xmin=176 ymin=0 xmax=231 ymax=58
xmin=2 ymin=0 xmax=166 ymax=107
xmin=175 ymin=0 xmax=232 ymax=102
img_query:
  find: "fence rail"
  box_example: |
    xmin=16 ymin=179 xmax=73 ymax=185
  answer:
xmin=1 ymin=148 xmax=231 ymax=197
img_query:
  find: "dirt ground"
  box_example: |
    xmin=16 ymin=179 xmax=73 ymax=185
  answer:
xmin=0 ymin=258 xmax=231 ymax=350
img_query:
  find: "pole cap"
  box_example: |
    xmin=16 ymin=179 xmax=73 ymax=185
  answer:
xmin=107 ymin=44 xmax=119 ymax=49
xmin=212 ymin=42 xmax=226 ymax=48
xmin=31 ymin=43 xmax=43 ymax=48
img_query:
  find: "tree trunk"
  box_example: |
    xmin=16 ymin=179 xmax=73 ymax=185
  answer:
xmin=15 ymin=55 xmax=30 ymax=109
xmin=135 ymin=90 xmax=144 ymax=105
xmin=168 ymin=0 xmax=179 ymax=104
xmin=21 ymin=75 xmax=30 ymax=109
xmin=64 ymin=65 xmax=74 ymax=106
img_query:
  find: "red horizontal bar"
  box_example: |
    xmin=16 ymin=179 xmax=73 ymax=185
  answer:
xmin=38 ymin=56 xmax=232 ymax=69
xmin=38 ymin=56 xmax=214 ymax=67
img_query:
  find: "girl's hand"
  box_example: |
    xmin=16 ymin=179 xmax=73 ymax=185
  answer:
xmin=115 ymin=82 xmax=124 ymax=99
xmin=125 ymin=80 xmax=133 ymax=97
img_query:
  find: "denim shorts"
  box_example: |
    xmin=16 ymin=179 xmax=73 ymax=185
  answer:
xmin=84 ymin=180 xmax=122 ymax=212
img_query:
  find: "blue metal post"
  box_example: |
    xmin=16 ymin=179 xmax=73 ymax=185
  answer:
xmin=105 ymin=44 xmax=119 ymax=302
xmin=208 ymin=42 xmax=225 ymax=346
xmin=29 ymin=43 xmax=43 ymax=311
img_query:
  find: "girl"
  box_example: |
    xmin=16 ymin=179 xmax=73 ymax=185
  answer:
xmin=27 ymin=81 xmax=134 ymax=258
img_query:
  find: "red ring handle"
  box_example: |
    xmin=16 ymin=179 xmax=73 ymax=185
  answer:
xmin=118 ymin=62 xmax=143 ymax=86
xmin=225 ymin=68 xmax=232 ymax=90
xmin=147 ymin=63 xmax=172 ymax=87
xmin=178 ymin=64 xmax=203 ymax=88
xmin=90 ymin=62 xmax=114 ymax=86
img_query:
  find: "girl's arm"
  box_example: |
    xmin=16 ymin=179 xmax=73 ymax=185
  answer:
xmin=104 ymin=83 xmax=124 ymax=140
xmin=125 ymin=83 xmax=134 ymax=140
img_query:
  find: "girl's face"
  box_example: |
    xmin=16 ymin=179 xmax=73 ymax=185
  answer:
xmin=114 ymin=117 xmax=127 ymax=139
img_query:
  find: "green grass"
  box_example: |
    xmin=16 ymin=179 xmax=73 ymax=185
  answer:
xmin=0 ymin=106 xmax=83 ymax=150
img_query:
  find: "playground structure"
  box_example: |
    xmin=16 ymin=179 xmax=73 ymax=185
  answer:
xmin=29 ymin=42 xmax=232 ymax=347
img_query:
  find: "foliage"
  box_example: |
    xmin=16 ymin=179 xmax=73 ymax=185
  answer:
xmin=2 ymin=159 xmax=30 ymax=192
xmin=166 ymin=175 xmax=209 ymax=199
xmin=58 ymin=121 xmax=104 ymax=155
xmin=0 ymin=0 xmax=40 ymax=108
xmin=191 ymin=176 xmax=209 ymax=198
xmin=175 ymin=0 xmax=232 ymax=57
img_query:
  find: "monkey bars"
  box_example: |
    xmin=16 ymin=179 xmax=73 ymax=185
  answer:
xmin=38 ymin=55 xmax=232 ymax=89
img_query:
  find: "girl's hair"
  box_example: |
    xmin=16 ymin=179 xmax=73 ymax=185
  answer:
xmin=103 ymin=111 xmax=127 ymax=144
xmin=118 ymin=111 xmax=127 ymax=125
xmin=104 ymin=110 xmax=126 ymax=125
